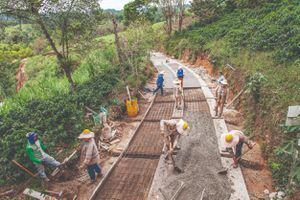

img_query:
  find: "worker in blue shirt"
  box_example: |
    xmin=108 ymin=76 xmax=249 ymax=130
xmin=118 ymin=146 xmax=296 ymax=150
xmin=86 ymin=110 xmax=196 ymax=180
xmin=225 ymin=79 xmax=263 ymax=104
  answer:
xmin=177 ymin=66 xmax=184 ymax=88
xmin=153 ymin=71 xmax=165 ymax=95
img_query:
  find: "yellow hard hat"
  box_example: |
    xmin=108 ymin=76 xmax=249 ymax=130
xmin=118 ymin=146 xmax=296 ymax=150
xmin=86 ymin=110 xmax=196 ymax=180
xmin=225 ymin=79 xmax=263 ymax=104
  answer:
xmin=83 ymin=129 xmax=91 ymax=134
xmin=183 ymin=121 xmax=189 ymax=130
xmin=225 ymin=133 xmax=233 ymax=143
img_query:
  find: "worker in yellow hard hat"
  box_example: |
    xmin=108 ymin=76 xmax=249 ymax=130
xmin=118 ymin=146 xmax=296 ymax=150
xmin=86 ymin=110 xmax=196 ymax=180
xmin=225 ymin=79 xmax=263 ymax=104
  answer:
xmin=221 ymin=130 xmax=253 ymax=168
xmin=160 ymin=119 xmax=189 ymax=170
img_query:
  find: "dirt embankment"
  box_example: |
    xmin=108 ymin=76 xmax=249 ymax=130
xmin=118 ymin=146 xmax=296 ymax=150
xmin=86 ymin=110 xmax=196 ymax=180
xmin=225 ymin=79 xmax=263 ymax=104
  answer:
xmin=16 ymin=59 xmax=28 ymax=92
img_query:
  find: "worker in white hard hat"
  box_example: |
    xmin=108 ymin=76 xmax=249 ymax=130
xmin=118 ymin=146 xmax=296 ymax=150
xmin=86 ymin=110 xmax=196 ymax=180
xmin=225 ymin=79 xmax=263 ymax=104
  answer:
xmin=153 ymin=71 xmax=165 ymax=96
xmin=160 ymin=119 xmax=189 ymax=167
xmin=177 ymin=66 xmax=184 ymax=88
xmin=173 ymin=79 xmax=184 ymax=110
xmin=214 ymin=79 xmax=229 ymax=118
xmin=221 ymin=130 xmax=253 ymax=168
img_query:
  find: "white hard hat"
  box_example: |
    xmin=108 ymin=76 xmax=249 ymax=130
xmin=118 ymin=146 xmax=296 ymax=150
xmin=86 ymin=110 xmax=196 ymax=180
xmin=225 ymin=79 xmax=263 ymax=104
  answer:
xmin=159 ymin=71 xmax=165 ymax=75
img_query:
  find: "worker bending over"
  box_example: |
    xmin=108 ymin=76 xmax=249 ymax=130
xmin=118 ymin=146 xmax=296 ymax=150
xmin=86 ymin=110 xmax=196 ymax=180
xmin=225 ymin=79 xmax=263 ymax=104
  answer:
xmin=177 ymin=66 xmax=184 ymax=88
xmin=221 ymin=130 xmax=253 ymax=168
xmin=26 ymin=132 xmax=61 ymax=182
xmin=173 ymin=79 xmax=184 ymax=110
xmin=160 ymin=119 xmax=189 ymax=165
xmin=78 ymin=129 xmax=102 ymax=183
xmin=214 ymin=79 xmax=229 ymax=118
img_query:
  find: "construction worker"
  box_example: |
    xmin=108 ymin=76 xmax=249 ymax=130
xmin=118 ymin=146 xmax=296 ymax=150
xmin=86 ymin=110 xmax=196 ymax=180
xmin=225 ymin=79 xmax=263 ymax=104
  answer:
xmin=221 ymin=130 xmax=253 ymax=168
xmin=153 ymin=71 xmax=165 ymax=96
xmin=160 ymin=119 xmax=189 ymax=166
xmin=214 ymin=79 xmax=229 ymax=118
xmin=173 ymin=79 xmax=184 ymax=110
xmin=177 ymin=66 xmax=184 ymax=88
xmin=78 ymin=129 xmax=102 ymax=183
xmin=26 ymin=132 xmax=61 ymax=182
xmin=217 ymin=71 xmax=225 ymax=84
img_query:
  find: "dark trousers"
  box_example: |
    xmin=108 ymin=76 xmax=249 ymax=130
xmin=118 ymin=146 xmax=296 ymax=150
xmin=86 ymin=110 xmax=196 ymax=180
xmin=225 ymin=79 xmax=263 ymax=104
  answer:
xmin=236 ymin=141 xmax=244 ymax=158
xmin=153 ymin=85 xmax=163 ymax=95
xmin=87 ymin=164 xmax=101 ymax=181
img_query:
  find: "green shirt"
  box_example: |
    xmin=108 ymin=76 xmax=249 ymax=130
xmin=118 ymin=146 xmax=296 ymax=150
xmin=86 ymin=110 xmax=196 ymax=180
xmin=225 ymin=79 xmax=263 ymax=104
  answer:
xmin=26 ymin=140 xmax=47 ymax=164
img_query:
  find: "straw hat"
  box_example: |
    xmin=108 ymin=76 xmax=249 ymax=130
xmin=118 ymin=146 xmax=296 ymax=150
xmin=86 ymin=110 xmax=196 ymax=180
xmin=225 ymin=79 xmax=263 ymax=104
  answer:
xmin=176 ymin=119 xmax=189 ymax=136
xmin=78 ymin=129 xmax=94 ymax=139
xmin=221 ymin=130 xmax=240 ymax=148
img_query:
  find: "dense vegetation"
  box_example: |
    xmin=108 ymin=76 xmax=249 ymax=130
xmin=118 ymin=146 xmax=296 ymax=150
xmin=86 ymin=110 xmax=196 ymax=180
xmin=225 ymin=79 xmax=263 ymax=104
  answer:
xmin=0 ymin=6 xmax=157 ymax=184
xmin=166 ymin=0 xmax=300 ymax=192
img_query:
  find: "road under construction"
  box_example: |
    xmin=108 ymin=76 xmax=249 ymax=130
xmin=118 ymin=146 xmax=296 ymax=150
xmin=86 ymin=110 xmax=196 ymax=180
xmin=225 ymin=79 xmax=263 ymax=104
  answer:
xmin=88 ymin=52 xmax=249 ymax=200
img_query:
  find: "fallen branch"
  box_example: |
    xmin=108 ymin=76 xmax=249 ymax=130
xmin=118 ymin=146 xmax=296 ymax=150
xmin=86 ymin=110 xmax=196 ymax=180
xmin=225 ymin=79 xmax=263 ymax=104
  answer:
xmin=226 ymin=87 xmax=246 ymax=109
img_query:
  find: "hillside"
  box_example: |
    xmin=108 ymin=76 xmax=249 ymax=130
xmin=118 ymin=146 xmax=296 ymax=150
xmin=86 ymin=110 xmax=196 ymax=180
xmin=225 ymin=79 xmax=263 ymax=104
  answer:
xmin=166 ymin=0 xmax=300 ymax=192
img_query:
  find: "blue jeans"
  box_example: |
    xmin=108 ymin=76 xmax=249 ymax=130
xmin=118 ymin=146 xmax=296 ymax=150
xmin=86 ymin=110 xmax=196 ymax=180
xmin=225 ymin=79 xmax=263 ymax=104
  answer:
xmin=153 ymin=85 xmax=163 ymax=95
xmin=34 ymin=154 xmax=61 ymax=178
xmin=87 ymin=164 xmax=101 ymax=181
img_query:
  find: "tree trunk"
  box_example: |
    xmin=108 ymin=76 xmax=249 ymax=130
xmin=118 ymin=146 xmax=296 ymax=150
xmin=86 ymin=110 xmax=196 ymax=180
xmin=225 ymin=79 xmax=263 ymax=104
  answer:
xmin=35 ymin=12 xmax=75 ymax=92
xmin=112 ymin=17 xmax=125 ymax=78
xmin=178 ymin=0 xmax=184 ymax=32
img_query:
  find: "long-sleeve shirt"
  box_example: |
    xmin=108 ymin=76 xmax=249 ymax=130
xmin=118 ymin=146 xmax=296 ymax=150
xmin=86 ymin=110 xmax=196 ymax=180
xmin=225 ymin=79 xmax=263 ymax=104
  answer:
xmin=80 ymin=138 xmax=100 ymax=166
xmin=26 ymin=140 xmax=47 ymax=165
xmin=177 ymin=69 xmax=184 ymax=78
xmin=156 ymin=74 xmax=164 ymax=87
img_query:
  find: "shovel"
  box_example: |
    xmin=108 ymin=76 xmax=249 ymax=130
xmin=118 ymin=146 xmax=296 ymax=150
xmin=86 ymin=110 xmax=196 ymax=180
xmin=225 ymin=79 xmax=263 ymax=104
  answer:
xmin=218 ymin=142 xmax=256 ymax=174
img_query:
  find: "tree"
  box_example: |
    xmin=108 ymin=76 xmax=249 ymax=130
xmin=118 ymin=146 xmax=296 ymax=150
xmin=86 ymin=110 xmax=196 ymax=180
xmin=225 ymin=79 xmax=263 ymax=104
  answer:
xmin=0 ymin=0 xmax=101 ymax=92
xmin=112 ymin=16 xmax=126 ymax=79
xmin=157 ymin=0 xmax=177 ymax=37
xmin=177 ymin=0 xmax=187 ymax=32
xmin=124 ymin=0 xmax=159 ymax=26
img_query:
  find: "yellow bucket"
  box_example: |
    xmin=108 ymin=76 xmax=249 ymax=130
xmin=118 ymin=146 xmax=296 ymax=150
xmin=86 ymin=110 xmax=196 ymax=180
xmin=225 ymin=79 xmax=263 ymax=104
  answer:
xmin=126 ymin=99 xmax=138 ymax=117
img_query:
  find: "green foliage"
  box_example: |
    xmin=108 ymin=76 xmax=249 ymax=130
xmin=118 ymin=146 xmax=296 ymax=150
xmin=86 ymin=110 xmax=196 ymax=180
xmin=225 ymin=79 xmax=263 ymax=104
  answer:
xmin=167 ymin=0 xmax=300 ymax=191
xmin=0 ymin=61 xmax=18 ymax=99
xmin=3 ymin=24 xmax=41 ymax=45
xmin=168 ymin=0 xmax=300 ymax=64
xmin=0 ymin=43 xmax=33 ymax=62
xmin=124 ymin=0 xmax=162 ymax=25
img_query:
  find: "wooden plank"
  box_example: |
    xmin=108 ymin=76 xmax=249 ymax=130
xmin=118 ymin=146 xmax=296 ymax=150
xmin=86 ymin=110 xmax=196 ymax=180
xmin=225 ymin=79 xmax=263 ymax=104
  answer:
xmin=23 ymin=188 xmax=57 ymax=200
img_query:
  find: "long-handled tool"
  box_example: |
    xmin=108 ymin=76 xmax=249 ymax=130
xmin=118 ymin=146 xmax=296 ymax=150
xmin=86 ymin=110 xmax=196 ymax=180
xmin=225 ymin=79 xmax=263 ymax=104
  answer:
xmin=12 ymin=160 xmax=38 ymax=178
xmin=218 ymin=143 xmax=256 ymax=174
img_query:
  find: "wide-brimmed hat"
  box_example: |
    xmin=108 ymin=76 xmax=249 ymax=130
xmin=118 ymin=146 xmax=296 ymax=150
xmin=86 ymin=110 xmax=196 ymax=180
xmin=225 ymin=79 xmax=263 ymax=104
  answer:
xmin=220 ymin=79 xmax=228 ymax=85
xmin=176 ymin=119 xmax=189 ymax=136
xmin=78 ymin=129 xmax=94 ymax=139
xmin=221 ymin=131 xmax=239 ymax=148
